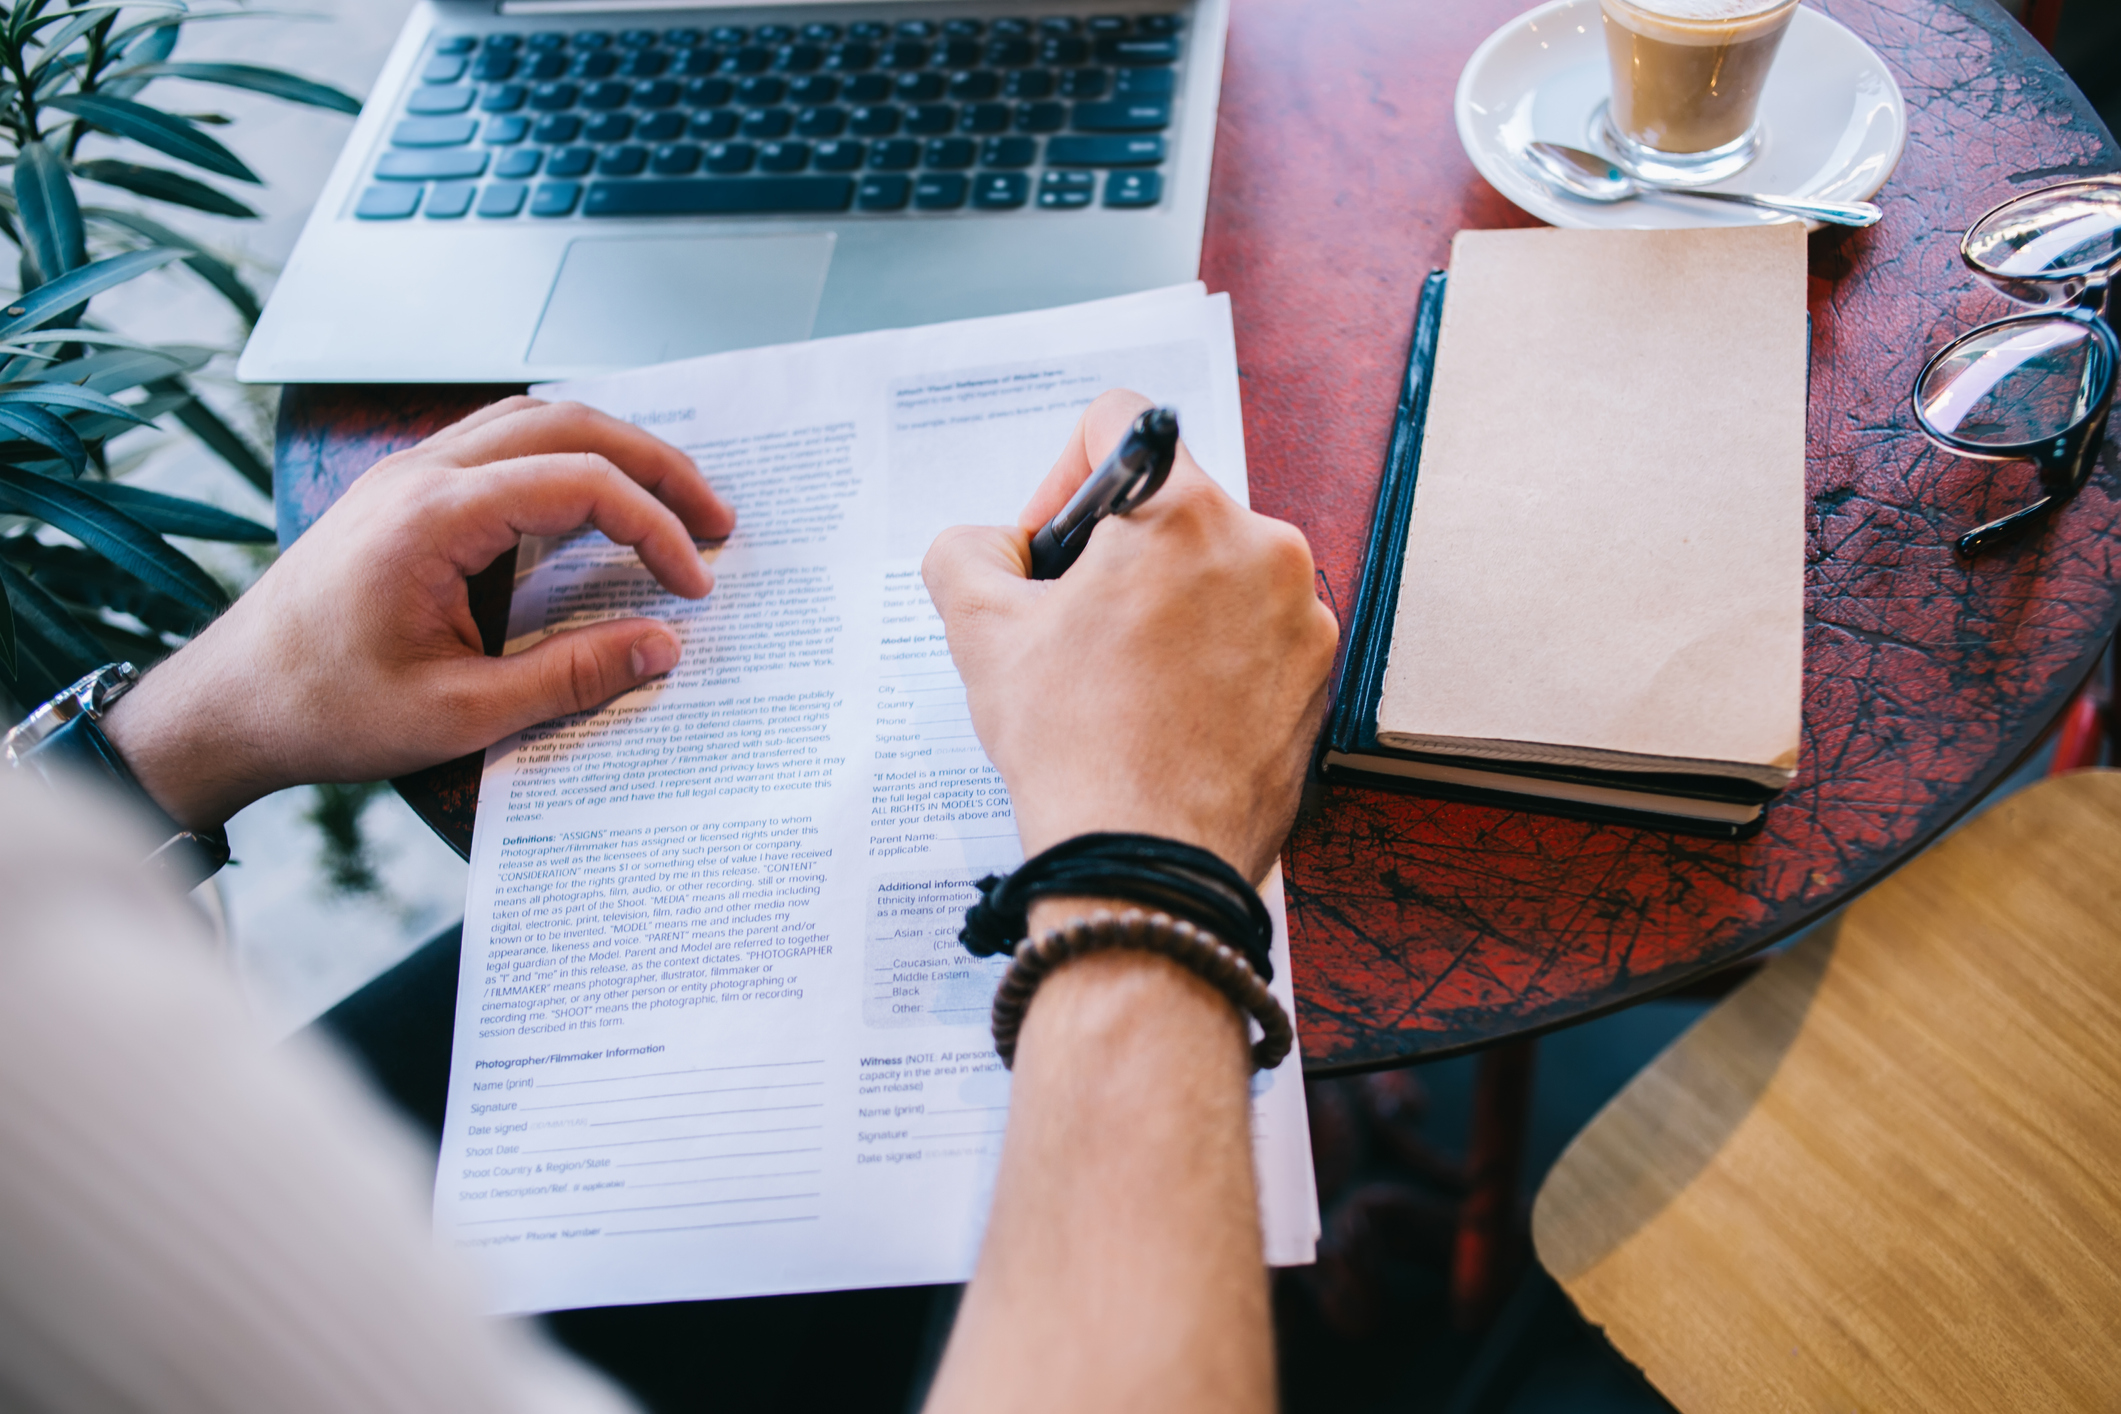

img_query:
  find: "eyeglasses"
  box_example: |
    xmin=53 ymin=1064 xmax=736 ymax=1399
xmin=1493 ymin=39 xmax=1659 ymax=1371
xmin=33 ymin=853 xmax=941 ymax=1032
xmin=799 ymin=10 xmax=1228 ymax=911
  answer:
xmin=1912 ymin=178 xmax=2121 ymax=557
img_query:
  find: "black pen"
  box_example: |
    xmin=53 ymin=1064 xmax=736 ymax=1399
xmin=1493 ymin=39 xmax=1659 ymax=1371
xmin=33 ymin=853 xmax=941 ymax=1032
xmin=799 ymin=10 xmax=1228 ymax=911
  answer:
xmin=1028 ymin=406 xmax=1180 ymax=580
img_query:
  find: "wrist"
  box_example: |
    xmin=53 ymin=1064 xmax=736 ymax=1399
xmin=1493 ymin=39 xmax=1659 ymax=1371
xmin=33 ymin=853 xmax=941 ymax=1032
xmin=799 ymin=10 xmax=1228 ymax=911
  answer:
xmin=100 ymin=649 xmax=270 ymax=831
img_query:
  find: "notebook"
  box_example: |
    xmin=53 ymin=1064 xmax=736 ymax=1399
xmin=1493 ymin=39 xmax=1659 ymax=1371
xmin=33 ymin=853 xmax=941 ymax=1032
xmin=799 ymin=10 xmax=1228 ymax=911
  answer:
xmin=432 ymin=283 xmax=1318 ymax=1315
xmin=1321 ymin=225 xmax=1809 ymax=838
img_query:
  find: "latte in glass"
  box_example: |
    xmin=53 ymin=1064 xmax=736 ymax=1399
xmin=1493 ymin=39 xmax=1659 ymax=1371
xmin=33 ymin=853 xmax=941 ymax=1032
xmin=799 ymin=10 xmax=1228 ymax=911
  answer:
xmin=1600 ymin=0 xmax=1797 ymax=181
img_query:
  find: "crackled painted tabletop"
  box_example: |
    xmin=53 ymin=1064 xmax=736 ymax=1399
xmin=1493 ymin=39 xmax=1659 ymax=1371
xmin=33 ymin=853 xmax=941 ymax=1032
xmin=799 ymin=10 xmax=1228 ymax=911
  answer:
xmin=275 ymin=0 xmax=2121 ymax=1073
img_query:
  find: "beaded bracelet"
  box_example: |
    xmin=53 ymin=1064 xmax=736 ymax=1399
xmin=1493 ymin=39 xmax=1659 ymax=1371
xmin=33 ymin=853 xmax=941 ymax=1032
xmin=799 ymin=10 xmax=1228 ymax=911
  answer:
xmin=988 ymin=908 xmax=1294 ymax=1072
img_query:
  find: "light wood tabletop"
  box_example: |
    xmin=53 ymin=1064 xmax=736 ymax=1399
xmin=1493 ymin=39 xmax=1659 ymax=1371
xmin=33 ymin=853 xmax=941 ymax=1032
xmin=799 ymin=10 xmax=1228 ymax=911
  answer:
xmin=1533 ymin=769 xmax=2121 ymax=1412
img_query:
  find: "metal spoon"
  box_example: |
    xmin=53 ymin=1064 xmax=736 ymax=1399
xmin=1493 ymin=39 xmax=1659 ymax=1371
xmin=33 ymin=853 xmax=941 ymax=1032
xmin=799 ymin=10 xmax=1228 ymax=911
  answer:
xmin=1523 ymin=141 xmax=1883 ymax=228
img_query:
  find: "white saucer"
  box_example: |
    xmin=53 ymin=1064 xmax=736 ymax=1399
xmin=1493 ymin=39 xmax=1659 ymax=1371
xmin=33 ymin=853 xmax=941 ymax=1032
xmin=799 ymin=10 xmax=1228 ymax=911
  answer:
xmin=1455 ymin=0 xmax=1907 ymax=230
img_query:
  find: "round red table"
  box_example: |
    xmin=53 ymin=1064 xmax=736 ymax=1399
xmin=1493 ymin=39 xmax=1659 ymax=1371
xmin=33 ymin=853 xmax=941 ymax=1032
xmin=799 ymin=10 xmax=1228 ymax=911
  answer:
xmin=274 ymin=0 xmax=2121 ymax=1076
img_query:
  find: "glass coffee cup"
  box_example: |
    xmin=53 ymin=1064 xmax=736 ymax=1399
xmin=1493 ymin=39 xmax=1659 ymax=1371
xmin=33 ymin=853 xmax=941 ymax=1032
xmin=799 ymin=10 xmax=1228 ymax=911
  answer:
xmin=1597 ymin=0 xmax=1799 ymax=186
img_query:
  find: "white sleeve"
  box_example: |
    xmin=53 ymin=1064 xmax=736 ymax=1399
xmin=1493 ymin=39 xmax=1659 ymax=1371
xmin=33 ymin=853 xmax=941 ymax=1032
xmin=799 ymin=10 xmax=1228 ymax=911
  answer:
xmin=0 ymin=772 xmax=638 ymax=1414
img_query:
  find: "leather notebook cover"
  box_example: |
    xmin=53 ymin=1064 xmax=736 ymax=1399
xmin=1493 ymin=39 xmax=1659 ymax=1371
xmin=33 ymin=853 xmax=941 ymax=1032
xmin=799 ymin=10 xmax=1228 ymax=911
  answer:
xmin=1323 ymin=226 xmax=1809 ymax=839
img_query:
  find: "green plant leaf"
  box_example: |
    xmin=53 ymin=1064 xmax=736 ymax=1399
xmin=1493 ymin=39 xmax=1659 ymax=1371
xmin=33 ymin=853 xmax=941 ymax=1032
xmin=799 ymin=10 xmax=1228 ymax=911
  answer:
xmin=0 ymin=403 xmax=86 ymax=474
xmin=75 ymin=160 xmax=258 ymax=219
xmin=0 ymin=382 xmax=151 ymax=426
xmin=25 ymin=344 xmax=208 ymax=392
xmin=0 ymin=555 xmax=108 ymax=693
xmin=147 ymin=376 xmax=270 ymax=493
xmin=0 ymin=535 xmax=201 ymax=639
xmin=0 ymin=558 xmax=15 ymax=672
xmin=0 ymin=465 xmax=225 ymax=614
xmin=83 ymin=207 xmax=260 ymax=323
xmin=118 ymin=61 xmax=362 ymax=115
xmin=74 ymin=479 xmax=273 ymax=542
xmin=13 ymin=141 xmax=87 ymax=289
xmin=45 ymin=93 xmax=262 ymax=184
xmin=0 ymin=246 xmax=185 ymax=339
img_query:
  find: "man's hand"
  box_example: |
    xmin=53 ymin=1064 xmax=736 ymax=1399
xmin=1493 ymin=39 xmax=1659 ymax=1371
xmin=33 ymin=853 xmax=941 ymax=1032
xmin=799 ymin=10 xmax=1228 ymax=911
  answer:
xmin=104 ymin=396 xmax=733 ymax=830
xmin=921 ymin=389 xmax=1339 ymax=884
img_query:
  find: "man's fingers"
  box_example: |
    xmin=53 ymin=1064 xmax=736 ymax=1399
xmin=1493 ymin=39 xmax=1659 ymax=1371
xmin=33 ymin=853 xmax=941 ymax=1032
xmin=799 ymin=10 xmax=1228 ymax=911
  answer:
xmin=423 ymin=395 xmax=549 ymax=447
xmin=923 ymin=523 xmax=1041 ymax=628
xmin=1016 ymin=389 xmax=1154 ymax=532
xmin=457 ymin=617 xmax=683 ymax=740
xmin=442 ymin=400 xmax=737 ymax=541
xmin=451 ymin=452 xmax=718 ymax=597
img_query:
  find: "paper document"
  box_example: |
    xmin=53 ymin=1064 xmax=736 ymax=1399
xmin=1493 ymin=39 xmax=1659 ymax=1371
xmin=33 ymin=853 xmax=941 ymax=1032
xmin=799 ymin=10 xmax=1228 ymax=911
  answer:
xmin=434 ymin=285 xmax=1320 ymax=1314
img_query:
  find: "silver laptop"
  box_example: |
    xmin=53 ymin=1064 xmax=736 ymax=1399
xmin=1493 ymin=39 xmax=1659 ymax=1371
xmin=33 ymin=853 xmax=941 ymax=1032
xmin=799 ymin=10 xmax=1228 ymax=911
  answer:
xmin=236 ymin=0 xmax=1227 ymax=384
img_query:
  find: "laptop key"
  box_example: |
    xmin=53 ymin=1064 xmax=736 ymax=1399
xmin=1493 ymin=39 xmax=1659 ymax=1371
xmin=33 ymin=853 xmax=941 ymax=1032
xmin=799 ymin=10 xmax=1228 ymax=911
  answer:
xmin=636 ymin=112 xmax=686 ymax=141
xmin=582 ymin=81 xmax=629 ymax=110
xmin=973 ymin=171 xmax=1030 ymax=208
xmin=1040 ymin=36 xmax=1090 ymax=65
xmin=482 ymin=116 xmax=531 ymax=144
xmin=869 ymin=138 xmax=919 ymax=170
xmin=584 ymin=112 xmax=632 ymax=142
xmin=895 ymin=19 xmax=936 ymax=37
xmin=1136 ymin=14 xmax=1183 ymax=34
xmin=827 ymin=42 xmax=879 ymax=71
xmin=1112 ymin=67 xmax=1173 ymax=95
xmin=905 ymin=103 xmax=954 ymax=134
xmin=584 ymin=176 xmax=856 ymax=215
xmin=895 ymin=71 xmax=945 ymax=102
xmin=547 ymin=146 xmax=596 ymax=177
xmin=471 ymin=52 xmax=517 ymax=82
xmin=651 ymin=142 xmax=702 ymax=175
xmin=857 ymin=173 xmax=911 ymax=209
xmin=709 ymin=26 xmax=746 ymax=45
xmin=756 ymin=23 xmax=794 ymax=42
xmin=1088 ymin=15 xmax=1132 ymax=34
xmin=394 ymin=116 xmax=476 ymax=146
xmin=946 ymin=18 xmax=985 ymax=37
xmin=529 ymin=82 xmax=578 ymax=111
xmin=741 ymin=108 xmax=793 ymax=138
xmin=991 ymin=18 xmax=1031 ymax=36
xmin=685 ymin=78 xmax=734 ymax=107
xmin=528 ymin=31 xmax=566 ymax=50
xmin=845 ymin=73 xmax=893 ymax=102
xmin=622 ymin=46 xmax=667 ymax=72
xmin=436 ymin=35 xmax=476 ymax=55
xmin=689 ymin=110 xmax=739 ymax=139
xmin=760 ymin=140 xmax=810 ymax=172
xmin=407 ymin=84 xmax=475 ymax=116
xmin=704 ymin=141 xmax=756 ymax=173
xmin=1006 ymin=69 xmax=1055 ymax=98
xmin=960 ymin=103 xmax=1008 ymax=134
xmin=355 ymin=184 xmax=421 ymax=219
xmin=914 ymin=173 xmax=968 ymax=209
xmin=933 ymin=38 xmax=980 ymax=67
xmin=949 ymin=70 xmax=1000 ymax=101
xmin=477 ymin=182 xmax=527 ymax=217
xmin=425 ymin=180 xmax=477 ymax=218
xmin=776 ymin=44 xmax=824 ymax=73
xmin=791 ymin=75 xmax=840 ymax=103
xmin=595 ymin=146 xmax=648 ymax=176
xmin=532 ymin=180 xmax=582 ymax=216
xmin=796 ymin=106 xmax=847 ymax=137
xmin=376 ymin=149 xmax=488 ymax=180
xmin=813 ymin=139 xmax=865 ymax=171
xmin=924 ymin=137 xmax=975 ymax=168
xmin=848 ymin=21 xmax=887 ymax=39
xmin=1104 ymin=169 xmax=1161 ymax=206
xmin=848 ymin=104 xmax=899 ymax=135
xmin=483 ymin=33 xmax=522 ymax=50
xmin=1098 ymin=36 xmax=1180 ymax=64
xmin=723 ymin=46 xmax=772 ymax=74
xmin=1060 ymin=68 xmax=1108 ymax=97
xmin=526 ymin=52 xmax=567 ymax=79
xmin=1072 ymin=99 xmax=1169 ymax=131
xmin=679 ymin=49 xmax=722 ymax=76
xmin=883 ymin=40 xmax=929 ymax=69
xmin=574 ymin=30 xmax=613 ymax=49
xmin=423 ymin=55 xmax=468 ymax=84
xmin=495 ymin=148 xmax=542 ymax=179
xmin=738 ymin=75 xmax=786 ymax=104
xmin=986 ymin=37 xmax=1035 ymax=66
xmin=981 ymin=136 xmax=1037 ymax=167
xmin=1044 ymin=134 xmax=1164 ymax=165
xmin=632 ymin=79 xmax=680 ymax=108
xmin=480 ymin=84 xmax=526 ymax=112
xmin=1016 ymin=102 xmax=1066 ymax=133
xmin=532 ymin=113 xmax=581 ymax=143
xmin=1040 ymin=17 xmax=1081 ymax=34
xmin=573 ymin=51 xmax=619 ymax=79
xmin=803 ymin=22 xmax=841 ymax=42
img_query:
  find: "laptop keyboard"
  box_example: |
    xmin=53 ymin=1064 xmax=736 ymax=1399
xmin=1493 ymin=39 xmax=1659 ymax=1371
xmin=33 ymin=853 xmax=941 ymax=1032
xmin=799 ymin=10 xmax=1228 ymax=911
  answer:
xmin=354 ymin=15 xmax=1183 ymax=221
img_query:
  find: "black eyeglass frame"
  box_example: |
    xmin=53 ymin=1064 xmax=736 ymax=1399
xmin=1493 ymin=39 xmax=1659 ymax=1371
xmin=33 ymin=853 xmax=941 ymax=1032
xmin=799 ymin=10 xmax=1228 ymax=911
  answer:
xmin=1911 ymin=180 xmax=2121 ymax=557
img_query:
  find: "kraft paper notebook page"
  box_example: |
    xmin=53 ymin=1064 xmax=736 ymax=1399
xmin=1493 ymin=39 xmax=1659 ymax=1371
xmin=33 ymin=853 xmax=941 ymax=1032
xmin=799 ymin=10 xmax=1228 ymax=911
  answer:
xmin=1326 ymin=225 xmax=1806 ymax=833
xmin=434 ymin=283 xmax=1320 ymax=1316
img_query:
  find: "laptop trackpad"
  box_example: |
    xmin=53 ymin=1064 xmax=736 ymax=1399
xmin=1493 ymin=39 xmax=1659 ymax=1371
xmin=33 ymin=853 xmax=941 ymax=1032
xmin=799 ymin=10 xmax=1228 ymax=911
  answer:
xmin=527 ymin=233 xmax=835 ymax=369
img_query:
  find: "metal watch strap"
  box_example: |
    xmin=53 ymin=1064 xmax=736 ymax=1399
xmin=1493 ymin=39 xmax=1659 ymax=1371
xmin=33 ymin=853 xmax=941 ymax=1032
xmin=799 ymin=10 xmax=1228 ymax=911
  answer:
xmin=6 ymin=664 xmax=231 ymax=891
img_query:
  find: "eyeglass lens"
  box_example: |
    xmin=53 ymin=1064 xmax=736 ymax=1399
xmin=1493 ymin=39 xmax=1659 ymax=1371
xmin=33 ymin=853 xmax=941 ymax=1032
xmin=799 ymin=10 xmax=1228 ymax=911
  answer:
xmin=1918 ymin=319 xmax=2105 ymax=447
xmin=1964 ymin=183 xmax=2121 ymax=285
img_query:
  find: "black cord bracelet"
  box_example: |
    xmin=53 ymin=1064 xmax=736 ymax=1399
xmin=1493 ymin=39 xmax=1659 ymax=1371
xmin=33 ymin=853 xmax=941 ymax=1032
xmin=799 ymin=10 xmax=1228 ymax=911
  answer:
xmin=959 ymin=833 xmax=1275 ymax=985
xmin=989 ymin=909 xmax=1294 ymax=1072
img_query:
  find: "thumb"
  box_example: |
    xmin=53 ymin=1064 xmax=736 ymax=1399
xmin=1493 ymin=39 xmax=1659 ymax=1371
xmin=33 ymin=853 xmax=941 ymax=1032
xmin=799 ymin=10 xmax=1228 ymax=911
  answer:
xmin=458 ymin=617 xmax=683 ymax=738
xmin=922 ymin=523 xmax=1041 ymax=634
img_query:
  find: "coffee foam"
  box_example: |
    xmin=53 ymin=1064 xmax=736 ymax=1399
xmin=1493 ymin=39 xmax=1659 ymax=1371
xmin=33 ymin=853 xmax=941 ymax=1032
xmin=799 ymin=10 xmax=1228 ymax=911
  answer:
xmin=1600 ymin=0 xmax=1795 ymax=44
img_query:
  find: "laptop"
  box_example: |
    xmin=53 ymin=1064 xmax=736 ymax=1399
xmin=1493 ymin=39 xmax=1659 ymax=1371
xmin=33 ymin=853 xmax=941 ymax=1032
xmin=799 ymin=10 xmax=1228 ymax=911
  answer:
xmin=236 ymin=0 xmax=1228 ymax=384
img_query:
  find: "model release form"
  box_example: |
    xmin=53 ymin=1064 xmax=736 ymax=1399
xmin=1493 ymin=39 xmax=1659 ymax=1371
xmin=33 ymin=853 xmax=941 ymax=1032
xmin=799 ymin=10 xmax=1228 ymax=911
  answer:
xmin=434 ymin=285 xmax=1320 ymax=1314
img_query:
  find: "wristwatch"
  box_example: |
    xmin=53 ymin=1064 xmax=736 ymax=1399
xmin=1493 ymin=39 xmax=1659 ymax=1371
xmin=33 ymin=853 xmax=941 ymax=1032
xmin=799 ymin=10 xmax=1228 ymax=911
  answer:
xmin=4 ymin=662 xmax=231 ymax=891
